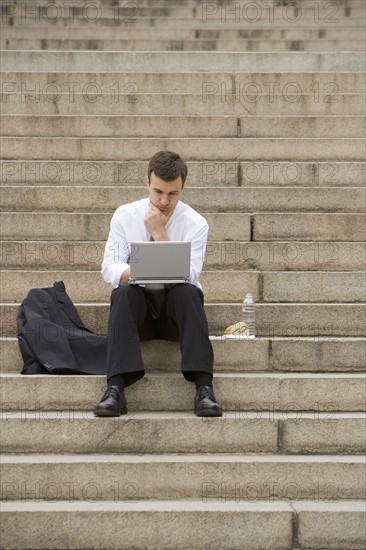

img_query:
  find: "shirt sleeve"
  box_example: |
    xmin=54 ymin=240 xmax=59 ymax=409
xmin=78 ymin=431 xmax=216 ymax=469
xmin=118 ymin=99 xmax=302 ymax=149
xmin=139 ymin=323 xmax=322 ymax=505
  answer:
xmin=189 ymin=221 xmax=209 ymax=288
xmin=101 ymin=208 xmax=130 ymax=288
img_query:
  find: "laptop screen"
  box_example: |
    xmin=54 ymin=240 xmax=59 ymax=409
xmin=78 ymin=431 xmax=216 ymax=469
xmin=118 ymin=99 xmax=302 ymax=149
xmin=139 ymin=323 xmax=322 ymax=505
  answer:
xmin=129 ymin=241 xmax=191 ymax=284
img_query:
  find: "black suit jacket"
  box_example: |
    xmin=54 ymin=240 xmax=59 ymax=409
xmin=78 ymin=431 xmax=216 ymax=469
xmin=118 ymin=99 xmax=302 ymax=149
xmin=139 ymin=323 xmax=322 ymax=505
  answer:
xmin=17 ymin=281 xmax=107 ymax=375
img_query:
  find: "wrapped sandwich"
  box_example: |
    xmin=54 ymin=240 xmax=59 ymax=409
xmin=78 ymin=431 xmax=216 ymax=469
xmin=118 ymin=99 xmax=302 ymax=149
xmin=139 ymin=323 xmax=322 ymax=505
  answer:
xmin=224 ymin=321 xmax=250 ymax=337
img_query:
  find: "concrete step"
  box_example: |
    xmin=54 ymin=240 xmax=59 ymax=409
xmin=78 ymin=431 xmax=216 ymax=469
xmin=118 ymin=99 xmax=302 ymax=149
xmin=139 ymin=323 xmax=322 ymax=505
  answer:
xmin=1 ymin=499 xmax=365 ymax=550
xmin=1 ymin=160 xmax=364 ymax=187
xmin=291 ymin=501 xmax=366 ymax=550
xmin=2 ymin=137 xmax=365 ymax=161
xmin=1 ymin=372 xmax=365 ymax=412
xmin=7 ymin=0 xmax=365 ymax=8
xmin=0 ymin=270 xmax=260 ymax=303
xmin=0 ymin=211 xmax=252 ymax=241
xmin=2 ymin=499 xmax=364 ymax=550
xmin=0 ymin=336 xmax=269 ymax=374
xmin=3 ymin=37 xmax=365 ymax=51
xmin=0 ymin=6 xmax=203 ymax=21
xmin=0 ymin=212 xmax=252 ymax=241
xmin=2 ymin=336 xmax=365 ymax=374
xmin=3 ymin=116 xmax=365 ymax=138
xmin=0 ymin=499 xmax=292 ymax=550
xmin=3 ymin=93 xmax=364 ymax=117
xmin=262 ymin=272 xmax=365 ymax=302
xmin=0 ymin=5 xmax=257 ymax=19
xmin=1 ymin=409 xmax=365 ymax=454
xmin=2 ymin=3 xmax=365 ymax=19
xmin=3 ymin=71 xmax=365 ymax=94
xmin=202 ymin=241 xmax=366 ymax=272
xmin=4 ymin=10 xmax=366 ymax=27
xmin=2 ymin=186 xmax=364 ymax=213
xmin=1 ymin=302 xmax=365 ymax=337
xmin=1 ymin=213 xmax=364 ymax=242
xmin=19 ymin=0 xmax=363 ymax=5
xmin=1 ymin=270 xmax=365 ymax=303
xmin=1 ymin=454 xmax=364 ymax=501
xmin=4 ymin=0 xmax=206 ymax=4
xmin=2 ymin=3 xmax=365 ymax=20
xmin=2 ymin=240 xmax=365 ymax=272
xmin=3 ymin=25 xmax=366 ymax=41
xmin=4 ymin=14 xmax=366 ymax=29
xmin=252 ymin=213 xmax=365 ymax=241
xmin=2 ymin=51 xmax=365 ymax=73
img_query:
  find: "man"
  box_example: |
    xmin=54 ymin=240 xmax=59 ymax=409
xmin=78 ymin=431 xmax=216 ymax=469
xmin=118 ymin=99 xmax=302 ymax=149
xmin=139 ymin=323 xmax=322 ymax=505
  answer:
xmin=94 ymin=150 xmax=222 ymax=417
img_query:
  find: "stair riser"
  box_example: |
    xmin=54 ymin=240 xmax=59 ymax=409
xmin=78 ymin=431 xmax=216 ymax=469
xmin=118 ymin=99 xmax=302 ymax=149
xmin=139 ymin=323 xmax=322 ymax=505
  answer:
xmin=1 ymin=337 xmax=270 ymax=373
xmin=1 ymin=241 xmax=365 ymax=272
xmin=0 ymin=271 xmax=260 ymax=303
xmin=1 ymin=460 xmax=363 ymax=501
xmin=0 ymin=507 xmax=294 ymax=550
xmin=3 ymin=72 xmax=365 ymax=94
xmin=2 ymin=303 xmax=365 ymax=337
xmin=2 ymin=96 xmax=364 ymax=116
xmin=262 ymin=272 xmax=366 ymax=303
xmin=4 ymin=12 xmax=366 ymax=28
xmin=0 ymin=212 xmax=251 ymax=242
xmin=2 ymin=338 xmax=365 ymax=374
xmin=1 ymin=213 xmax=364 ymax=242
xmin=1 ymin=415 xmax=364 ymax=454
xmin=252 ymin=214 xmax=365 ymax=241
xmin=2 ymin=186 xmax=365 ymax=213
xmin=3 ymin=116 xmax=365 ymax=138
xmin=1 ymin=161 xmax=364 ymax=186
xmin=1 ymin=271 xmax=364 ymax=303
xmin=2 ymin=4 xmax=365 ymax=18
xmin=12 ymin=0 xmax=364 ymax=6
xmin=2 ymin=51 xmax=365 ymax=73
xmin=1 ymin=502 xmax=365 ymax=550
xmin=1 ymin=374 xmax=365 ymax=412
xmin=2 ymin=137 xmax=365 ymax=161
xmin=3 ymin=27 xmax=366 ymax=41
xmin=270 ymin=339 xmax=366 ymax=372
xmin=2 ymin=38 xmax=365 ymax=51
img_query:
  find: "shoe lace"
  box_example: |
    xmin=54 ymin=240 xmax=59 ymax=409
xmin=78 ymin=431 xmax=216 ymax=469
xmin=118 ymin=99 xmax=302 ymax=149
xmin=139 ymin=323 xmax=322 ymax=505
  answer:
xmin=198 ymin=386 xmax=214 ymax=399
xmin=102 ymin=386 xmax=120 ymax=401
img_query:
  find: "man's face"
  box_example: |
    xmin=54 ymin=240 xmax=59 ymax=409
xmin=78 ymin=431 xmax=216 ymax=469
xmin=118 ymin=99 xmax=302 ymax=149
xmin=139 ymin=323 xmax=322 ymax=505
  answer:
xmin=147 ymin=172 xmax=183 ymax=217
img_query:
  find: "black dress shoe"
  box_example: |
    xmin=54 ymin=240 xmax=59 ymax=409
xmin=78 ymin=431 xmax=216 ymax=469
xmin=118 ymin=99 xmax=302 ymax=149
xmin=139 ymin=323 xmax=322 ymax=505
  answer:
xmin=94 ymin=385 xmax=127 ymax=417
xmin=194 ymin=385 xmax=223 ymax=417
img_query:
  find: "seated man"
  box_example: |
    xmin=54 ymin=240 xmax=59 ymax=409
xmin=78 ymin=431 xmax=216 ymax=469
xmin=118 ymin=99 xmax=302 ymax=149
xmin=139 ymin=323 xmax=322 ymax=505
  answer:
xmin=94 ymin=150 xmax=222 ymax=418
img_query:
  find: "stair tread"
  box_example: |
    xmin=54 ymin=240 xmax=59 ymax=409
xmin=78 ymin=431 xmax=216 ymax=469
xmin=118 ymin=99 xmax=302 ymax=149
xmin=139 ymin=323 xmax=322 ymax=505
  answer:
xmin=3 ymin=410 xmax=365 ymax=418
xmin=1 ymin=453 xmax=364 ymax=463
xmin=2 ymin=372 xmax=365 ymax=379
xmin=1 ymin=498 xmax=364 ymax=512
xmin=2 ymin=50 xmax=365 ymax=73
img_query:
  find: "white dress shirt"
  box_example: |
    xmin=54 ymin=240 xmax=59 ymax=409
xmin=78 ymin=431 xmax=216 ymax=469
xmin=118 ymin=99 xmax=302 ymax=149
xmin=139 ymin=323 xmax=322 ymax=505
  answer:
xmin=101 ymin=197 xmax=208 ymax=290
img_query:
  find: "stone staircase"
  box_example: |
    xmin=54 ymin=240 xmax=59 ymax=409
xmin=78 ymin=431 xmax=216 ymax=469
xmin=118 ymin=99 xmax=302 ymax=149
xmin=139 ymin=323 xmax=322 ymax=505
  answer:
xmin=0 ymin=0 xmax=365 ymax=548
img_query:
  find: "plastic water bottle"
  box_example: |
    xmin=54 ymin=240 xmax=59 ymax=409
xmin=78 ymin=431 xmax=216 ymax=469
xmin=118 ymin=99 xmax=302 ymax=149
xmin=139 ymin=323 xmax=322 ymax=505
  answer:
xmin=242 ymin=293 xmax=256 ymax=338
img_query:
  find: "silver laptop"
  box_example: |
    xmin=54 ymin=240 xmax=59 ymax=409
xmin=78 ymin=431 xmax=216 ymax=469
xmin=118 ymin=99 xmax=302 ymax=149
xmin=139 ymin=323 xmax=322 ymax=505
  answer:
xmin=128 ymin=241 xmax=191 ymax=285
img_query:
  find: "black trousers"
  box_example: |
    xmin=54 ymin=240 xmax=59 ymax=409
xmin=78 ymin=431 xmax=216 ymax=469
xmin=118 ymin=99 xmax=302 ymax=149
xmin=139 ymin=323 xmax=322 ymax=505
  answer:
xmin=106 ymin=283 xmax=214 ymax=387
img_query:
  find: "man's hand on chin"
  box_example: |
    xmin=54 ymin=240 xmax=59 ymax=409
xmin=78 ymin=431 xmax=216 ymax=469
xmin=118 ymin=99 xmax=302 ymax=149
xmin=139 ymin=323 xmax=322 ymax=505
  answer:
xmin=144 ymin=203 xmax=172 ymax=241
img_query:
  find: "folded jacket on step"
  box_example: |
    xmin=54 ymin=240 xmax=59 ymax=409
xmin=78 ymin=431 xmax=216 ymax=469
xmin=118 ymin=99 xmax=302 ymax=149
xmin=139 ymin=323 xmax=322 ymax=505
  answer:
xmin=17 ymin=280 xmax=107 ymax=375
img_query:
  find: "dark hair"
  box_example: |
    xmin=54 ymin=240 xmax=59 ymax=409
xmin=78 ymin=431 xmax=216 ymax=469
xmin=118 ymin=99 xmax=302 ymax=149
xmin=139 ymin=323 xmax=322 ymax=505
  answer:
xmin=147 ymin=150 xmax=187 ymax=187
